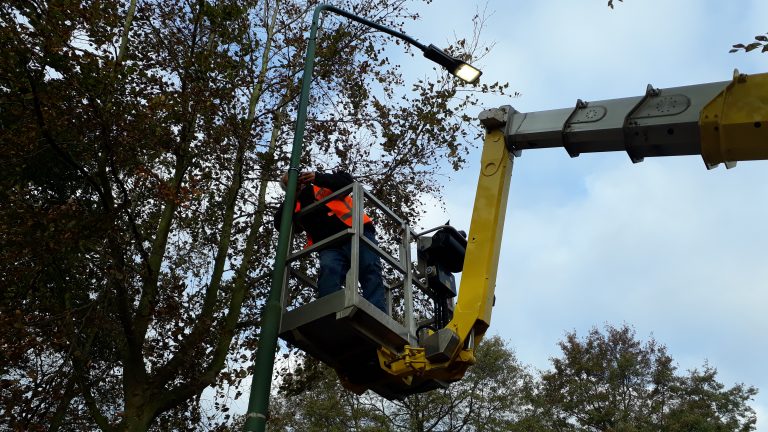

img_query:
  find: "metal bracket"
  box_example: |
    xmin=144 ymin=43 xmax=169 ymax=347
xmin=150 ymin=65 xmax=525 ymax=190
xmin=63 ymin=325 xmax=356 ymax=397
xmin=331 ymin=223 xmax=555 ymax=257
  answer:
xmin=562 ymin=99 xmax=589 ymax=157
xmin=377 ymin=345 xmax=429 ymax=377
xmin=622 ymin=84 xmax=659 ymax=163
xmin=504 ymin=111 xmax=525 ymax=157
xmin=734 ymin=68 xmax=747 ymax=83
xmin=623 ymin=83 xmax=693 ymax=163
xmin=478 ymin=106 xmax=509 ymax=131
xmin=569 ymin=105 xmax=607 ymax=124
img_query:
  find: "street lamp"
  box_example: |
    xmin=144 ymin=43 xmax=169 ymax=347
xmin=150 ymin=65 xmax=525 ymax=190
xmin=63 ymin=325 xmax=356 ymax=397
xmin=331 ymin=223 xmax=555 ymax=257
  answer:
xmin=423 ymin=43 xmax=483 ymax=83
xmin=243 ymin=4 xmax=483 ymax=432
xmin=319 ymin=6 xmax=483 ymax=84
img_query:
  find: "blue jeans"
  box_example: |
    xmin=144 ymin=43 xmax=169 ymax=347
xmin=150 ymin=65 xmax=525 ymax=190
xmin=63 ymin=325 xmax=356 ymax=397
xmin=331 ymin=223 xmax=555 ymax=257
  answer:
xmin=317 ymin=224 xmax=387 ymax=313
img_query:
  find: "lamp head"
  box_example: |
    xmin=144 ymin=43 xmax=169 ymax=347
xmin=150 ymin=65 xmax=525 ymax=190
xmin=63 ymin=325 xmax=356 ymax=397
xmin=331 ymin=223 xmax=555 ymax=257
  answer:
xmin=422 ymin=44 xmax=482 ymax=84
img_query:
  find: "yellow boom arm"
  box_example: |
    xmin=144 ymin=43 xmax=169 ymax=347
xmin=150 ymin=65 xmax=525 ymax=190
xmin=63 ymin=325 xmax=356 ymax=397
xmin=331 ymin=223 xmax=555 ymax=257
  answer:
xmin=378 ymin=70 xmax=768 ymax=383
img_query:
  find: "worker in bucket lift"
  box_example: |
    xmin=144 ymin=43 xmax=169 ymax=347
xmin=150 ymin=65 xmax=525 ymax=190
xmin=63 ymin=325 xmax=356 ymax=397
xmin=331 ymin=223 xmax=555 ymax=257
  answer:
xmin=274 ymin=170 xmax=387 ymax=313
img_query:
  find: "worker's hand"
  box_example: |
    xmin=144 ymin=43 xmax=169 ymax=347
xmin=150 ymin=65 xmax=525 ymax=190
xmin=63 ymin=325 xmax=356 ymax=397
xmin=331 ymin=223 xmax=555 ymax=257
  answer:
xmin=298 ymin=171 xmax=315 ymax=185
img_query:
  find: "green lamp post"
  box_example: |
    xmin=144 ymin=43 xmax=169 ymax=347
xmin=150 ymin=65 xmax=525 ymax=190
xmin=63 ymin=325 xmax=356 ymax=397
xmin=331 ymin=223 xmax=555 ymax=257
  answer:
xmin=243 ymin=4 xmax=482 ymax=431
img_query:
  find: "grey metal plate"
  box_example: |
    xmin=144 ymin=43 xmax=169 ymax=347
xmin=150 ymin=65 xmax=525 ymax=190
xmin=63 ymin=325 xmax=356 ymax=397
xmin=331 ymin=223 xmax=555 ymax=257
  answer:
xmin=279 ymin=292 xmax=445 ymax=399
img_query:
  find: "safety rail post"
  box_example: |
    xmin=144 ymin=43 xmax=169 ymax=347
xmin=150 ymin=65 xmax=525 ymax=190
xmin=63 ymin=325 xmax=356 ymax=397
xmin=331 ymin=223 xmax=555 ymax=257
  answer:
xmin=345 ymin=182 xmax=363 ymax=307
xmin=359 ymin=185 xmax=417 ymax=332
xmin=402 ymin=225 xmax=416 ymax=337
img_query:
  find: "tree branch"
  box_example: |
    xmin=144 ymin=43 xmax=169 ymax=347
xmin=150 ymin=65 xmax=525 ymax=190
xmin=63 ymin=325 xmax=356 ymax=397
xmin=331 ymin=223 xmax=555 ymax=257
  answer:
xmin=49 ymin=377 xmax=77 ymax=432
xmin=132 ymin=0 xmax=206 ymax=349
xmin=19 ymin=53 xmax=110 ymax=208
xmin=153 ymin=0 xmax=281 ymax=385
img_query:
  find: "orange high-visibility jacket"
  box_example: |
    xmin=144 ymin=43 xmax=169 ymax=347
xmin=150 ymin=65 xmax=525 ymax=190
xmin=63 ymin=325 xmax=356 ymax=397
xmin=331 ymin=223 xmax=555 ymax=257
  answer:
xmin=294 ymin=185 xmax=372 ymax=246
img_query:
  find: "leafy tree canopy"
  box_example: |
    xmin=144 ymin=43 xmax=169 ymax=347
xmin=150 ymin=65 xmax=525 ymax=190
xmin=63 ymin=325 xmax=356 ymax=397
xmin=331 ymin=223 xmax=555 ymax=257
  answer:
xmin=268 ymin=335 xmax=534 ymax=432
xmin=532 ymin=324 xmax=758 ymax=432
xmin=262 ymin=326 xmax=758 ymax=432
xmin=0 ymin=0 xmax=507 ymax=430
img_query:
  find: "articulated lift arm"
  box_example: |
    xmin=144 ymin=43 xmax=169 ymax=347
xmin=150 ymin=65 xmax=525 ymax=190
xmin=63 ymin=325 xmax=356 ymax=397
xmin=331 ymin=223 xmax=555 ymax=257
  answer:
xmin=377 ymin=70 xmax=768 ymax=383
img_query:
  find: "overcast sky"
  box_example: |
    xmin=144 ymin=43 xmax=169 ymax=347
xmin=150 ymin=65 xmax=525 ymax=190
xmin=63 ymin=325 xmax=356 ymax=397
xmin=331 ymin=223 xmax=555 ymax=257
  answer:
xmin=404 ymin=0 xmax=768 ymax=428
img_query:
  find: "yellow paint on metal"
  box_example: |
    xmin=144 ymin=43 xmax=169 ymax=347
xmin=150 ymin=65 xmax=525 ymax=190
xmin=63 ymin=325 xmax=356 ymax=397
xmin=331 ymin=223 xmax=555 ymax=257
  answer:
xmin=372 ymin=72 xmax=768 ymax=388
xmin=701 ymin=71 xmax=768 ymax=167
xmin=448 ymin=128 xmax=512 ymax=344
xmin=375 ymin=127 xmax=514 ymax=383
xmin=456 ymin=348 xmax=476 ymax=365
xmin=377 ymin=345 xmax=427 ymax=377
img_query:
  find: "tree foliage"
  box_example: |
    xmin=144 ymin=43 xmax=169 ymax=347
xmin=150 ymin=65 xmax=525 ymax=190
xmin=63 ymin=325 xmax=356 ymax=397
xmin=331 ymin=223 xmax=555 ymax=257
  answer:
xmin=265 ymin=326 xmax=758 ymax=431
xmin=730 ymin=33 xmax=768 ymax=54
xmin=0 ymin=0 xmax=507 ymax=430
xmin=268 ymin=335 xmax=533 ymax=432
xmin=533 ymin=324 xmax=758 ymax=432
xmin=608 ymin=0 xmax=767 ymax=55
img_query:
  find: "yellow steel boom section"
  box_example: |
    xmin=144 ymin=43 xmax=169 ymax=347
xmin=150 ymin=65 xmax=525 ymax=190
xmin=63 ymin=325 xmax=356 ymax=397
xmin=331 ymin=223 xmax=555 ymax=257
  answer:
xmin=376 ymin=70 xmax=768 ymax=385
xmin=701 ymin=71 xmax=768 ymax=168
xmin=444 ymin=129 xmax=513 ymax=360
xmin=377 ymin=127 xmax=514 ymax=381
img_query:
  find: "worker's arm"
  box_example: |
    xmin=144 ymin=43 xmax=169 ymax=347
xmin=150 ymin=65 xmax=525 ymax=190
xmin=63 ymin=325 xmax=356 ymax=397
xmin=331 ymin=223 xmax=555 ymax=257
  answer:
xmin=273 ymin=170 xmax=352 ymax=231
xmin=273 ymin=186 xmax=311 ymax=233
xmin=311 ymin=170 xmax=354 ymax=191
